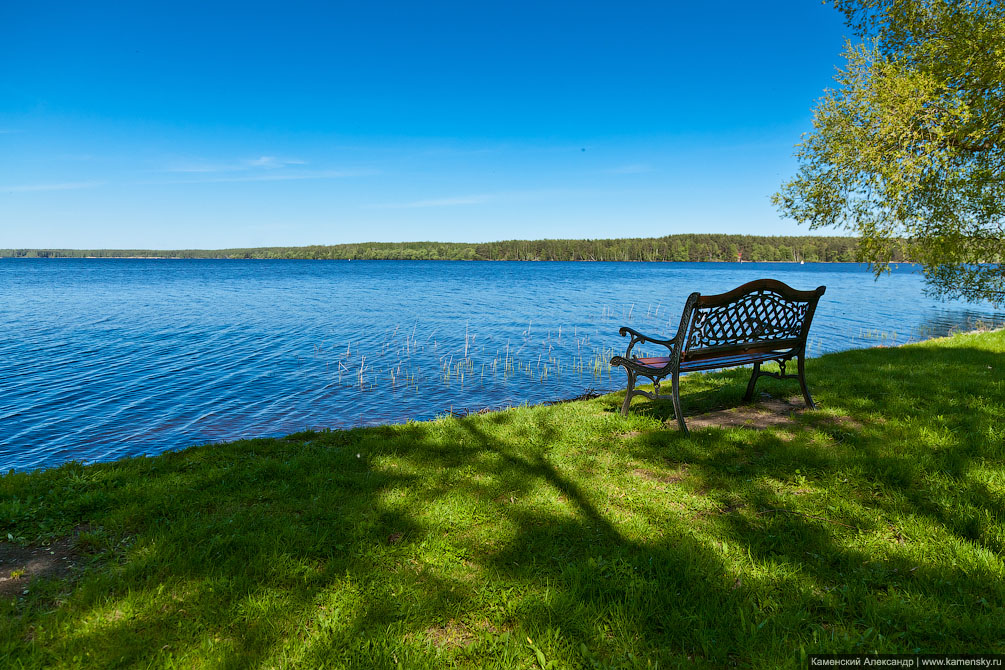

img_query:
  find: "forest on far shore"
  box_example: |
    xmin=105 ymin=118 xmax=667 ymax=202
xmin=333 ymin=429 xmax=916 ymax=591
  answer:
xmin=2 ymin=233 xmax=908 ymax=263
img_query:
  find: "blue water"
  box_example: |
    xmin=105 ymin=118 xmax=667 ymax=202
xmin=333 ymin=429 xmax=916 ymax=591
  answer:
xmin=2 ymin=259 xmax=1003 ymax=471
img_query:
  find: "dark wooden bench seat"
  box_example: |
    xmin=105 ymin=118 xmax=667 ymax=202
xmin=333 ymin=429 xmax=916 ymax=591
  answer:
xmin=610 ymin=279 xmax=826 ymax=433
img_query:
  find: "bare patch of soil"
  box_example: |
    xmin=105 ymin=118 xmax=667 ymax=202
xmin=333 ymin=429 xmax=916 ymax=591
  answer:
xmin=693 ymin=500 xmax=747 ymax=519
xmin=719 ymin=501 xmax=746 ymax=514
xmin=816 ymin=413 xmax=868 ymax=430
xmin=632 ymin=464 xmax=688 ymax=484
xmin=688 ymin=396 xmax=805 ymax=430
xmin=0 ymin=532 xmax=83 ymax=598
xmin=423 ymin=619 xmax=503 ymax=648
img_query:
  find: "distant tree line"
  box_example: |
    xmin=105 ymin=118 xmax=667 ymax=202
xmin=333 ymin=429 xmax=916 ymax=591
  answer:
xmin=1 ymin=234 xmax=909 ymax=263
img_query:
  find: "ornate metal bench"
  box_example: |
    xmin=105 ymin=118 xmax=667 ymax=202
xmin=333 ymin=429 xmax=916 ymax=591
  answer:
xmin=610 ymin=279 xmax=826 ymax=433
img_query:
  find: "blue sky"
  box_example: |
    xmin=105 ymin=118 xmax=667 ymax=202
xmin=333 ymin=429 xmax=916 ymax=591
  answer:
xmin=1 ymin=1 xmax=851 ymax=248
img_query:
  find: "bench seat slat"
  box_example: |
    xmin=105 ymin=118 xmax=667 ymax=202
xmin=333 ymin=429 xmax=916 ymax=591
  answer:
xmin=683 ymin=338 xmax=802 ymax=361
xmin=634 ymin=350 xmax=792 ymax=373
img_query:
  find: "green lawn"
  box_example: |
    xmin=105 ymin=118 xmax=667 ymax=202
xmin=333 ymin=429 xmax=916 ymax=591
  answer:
xmin=2 ymin=330 xmax=1003 ymax=669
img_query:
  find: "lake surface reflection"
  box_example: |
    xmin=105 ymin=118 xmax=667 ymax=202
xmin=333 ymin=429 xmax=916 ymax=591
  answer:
xmin=2 ymin=259 xmax=1002 ymax=471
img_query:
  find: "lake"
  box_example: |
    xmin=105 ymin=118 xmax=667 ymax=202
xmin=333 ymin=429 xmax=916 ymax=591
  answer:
xmin=3 ymin=259 xmax=1003 ymax=471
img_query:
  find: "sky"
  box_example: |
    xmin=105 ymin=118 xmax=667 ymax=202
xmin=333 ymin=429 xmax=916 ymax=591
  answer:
xmin=1 ymin=1 xmax=853 ymax=249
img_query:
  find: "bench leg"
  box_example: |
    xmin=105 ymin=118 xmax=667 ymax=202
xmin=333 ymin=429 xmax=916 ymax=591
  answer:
xmin=671 ymin=372 xmax=688 ymax=434
xmin=620 ymin=371 xmax=635 ymax=416
xmin=743 ymin=362 xmax=761 ymax=402
xmin=797 ymin=355 xmax=816 ymax=409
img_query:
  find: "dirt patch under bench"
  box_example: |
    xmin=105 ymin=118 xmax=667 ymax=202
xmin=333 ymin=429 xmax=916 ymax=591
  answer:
xmin=687 ymin=396 xmax=807 ymax=430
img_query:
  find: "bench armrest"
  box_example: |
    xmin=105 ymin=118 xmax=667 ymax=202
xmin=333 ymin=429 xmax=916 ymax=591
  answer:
xmin=617 ymin=326 xmax=677 ymax=360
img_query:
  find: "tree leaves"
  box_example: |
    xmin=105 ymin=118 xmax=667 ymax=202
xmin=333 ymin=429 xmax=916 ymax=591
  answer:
xmin=776 ymin=0 xmax=1005 ymax=305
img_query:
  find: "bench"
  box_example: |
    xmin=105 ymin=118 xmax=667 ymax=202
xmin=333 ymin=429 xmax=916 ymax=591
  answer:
xmin=610 ymin=278 xmax=826 ymax=433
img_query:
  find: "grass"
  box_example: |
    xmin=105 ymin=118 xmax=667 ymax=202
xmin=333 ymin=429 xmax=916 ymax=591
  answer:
xmin=1 ymin=329 xmax=1004 ymax=669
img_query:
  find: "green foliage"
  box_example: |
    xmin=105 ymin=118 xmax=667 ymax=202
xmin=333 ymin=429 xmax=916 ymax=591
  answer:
xmin=2 ymin=330 xmax=1004 ymax=667
xmin=0 ymin=234 xmax=880 ymax=263
xmin=775 ymin=0 xmax=1005 ymax=305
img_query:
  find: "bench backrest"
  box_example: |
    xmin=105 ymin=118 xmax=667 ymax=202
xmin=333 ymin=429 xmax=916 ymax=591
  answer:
xmin=676 ymin=279 xmax=826 ymax=362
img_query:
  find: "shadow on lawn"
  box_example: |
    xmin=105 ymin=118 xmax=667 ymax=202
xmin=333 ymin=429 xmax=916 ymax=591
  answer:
xmin=621 ymin=342 xmax=1004 ymax=544
xmin=5 ymin=341 xmax=1004 ymax=667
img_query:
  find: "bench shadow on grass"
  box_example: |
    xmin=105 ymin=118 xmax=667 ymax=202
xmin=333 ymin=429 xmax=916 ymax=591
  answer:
xmin=7 ymin=342 xmax=1004 ymax=666
xmin=614 ymin=343 xmax=1004 ymax=647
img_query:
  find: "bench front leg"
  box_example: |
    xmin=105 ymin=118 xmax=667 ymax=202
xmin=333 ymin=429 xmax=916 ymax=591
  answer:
xmin=620 ymin=370 xmax=636 ymax=416
xmin=743 ymin=362 xmax=761 ymax=402
xmin=671 ymin=371 xmax=688 ymax=434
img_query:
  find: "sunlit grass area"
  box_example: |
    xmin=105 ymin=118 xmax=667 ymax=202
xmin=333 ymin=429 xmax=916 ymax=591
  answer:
xmin=2 ymin=330 xmax=1003 ymax=668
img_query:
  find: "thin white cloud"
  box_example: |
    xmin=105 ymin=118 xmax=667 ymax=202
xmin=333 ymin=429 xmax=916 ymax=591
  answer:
xmin=2 ymin=181 xmax=103 ymax=192
xmin=164 ymin=155 xmax=308 ymax=173
xmin=247 ymin=155 xmax=306 ymax=169
xmin=146 ymin=169 xmax=377 ymax=185
xmin=364 ymin=188 xmax=590 ymax=210
xmin=367 ymin=194 xmax=495 ymax=209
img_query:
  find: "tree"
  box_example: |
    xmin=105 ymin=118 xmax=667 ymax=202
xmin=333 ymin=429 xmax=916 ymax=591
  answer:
xmin=774 ymin=0 xmax=1005 ymax=306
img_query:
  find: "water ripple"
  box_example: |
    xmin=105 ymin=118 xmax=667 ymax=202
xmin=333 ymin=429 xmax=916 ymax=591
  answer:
xmin=2 ymin=259 xmax=1003 ymax=471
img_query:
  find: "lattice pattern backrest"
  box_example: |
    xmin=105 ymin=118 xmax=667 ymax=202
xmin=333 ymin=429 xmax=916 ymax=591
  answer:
xmin=685 ymin=289 xmax=809 ymax=350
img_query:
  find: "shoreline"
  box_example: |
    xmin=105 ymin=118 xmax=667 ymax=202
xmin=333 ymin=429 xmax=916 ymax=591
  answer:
xmin=0 ymin=233 xmax=883 ymax=263
xmin=6 ymin=257 xmax=876 ymax=264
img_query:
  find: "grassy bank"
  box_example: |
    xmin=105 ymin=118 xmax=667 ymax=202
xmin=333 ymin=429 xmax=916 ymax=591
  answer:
xmin=2 ymin=330 xmax=1003 ymax=668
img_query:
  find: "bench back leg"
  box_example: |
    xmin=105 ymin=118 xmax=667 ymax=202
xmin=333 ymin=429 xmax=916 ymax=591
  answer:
xmin=671 ymin=372 xmax=688 ymax=434
xmin=742 ymin=362 xmax=762 ymax=402
xmin=797 ymin=355 xmax=816 ymax=409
